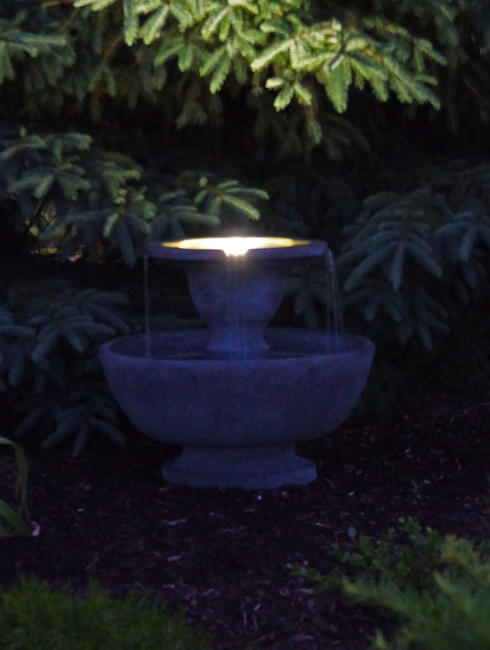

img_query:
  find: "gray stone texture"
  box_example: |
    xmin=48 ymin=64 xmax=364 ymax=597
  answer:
xmin=100 ymin=329 xmax=374 ymax=488
xmin=147 ymin=239 xmax=327 ymax=360
xmin=101 ymin=237 xmax=374 ymax=488
xmin=186 ymin=263 xmax=285 ymax=358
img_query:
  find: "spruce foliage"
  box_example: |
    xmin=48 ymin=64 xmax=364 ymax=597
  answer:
xmin=0 ymin=129 xmax=268 ymax=265
xmin=338 ymin=161 xmax=490 ymax=349
xmin=0 ymin=0 xmax=488 ymax=453
xmin=3 ymin=0 xmax=486 ymax=157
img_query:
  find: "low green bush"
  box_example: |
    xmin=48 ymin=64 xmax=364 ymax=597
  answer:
xmin=293 ymin=518 xmax=490 ymax=650
xmin=0 ymin=436 xmax=31 ymax=538
xmin=0 ymin=577 xmax=210 ymax=650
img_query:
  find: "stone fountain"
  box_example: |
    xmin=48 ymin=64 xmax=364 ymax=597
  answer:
xmin=100 ymin=236 xmax=374 ymax=489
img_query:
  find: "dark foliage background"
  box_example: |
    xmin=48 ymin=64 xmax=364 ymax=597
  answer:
xmin=0 ymin=0 xmax=489 ymax=453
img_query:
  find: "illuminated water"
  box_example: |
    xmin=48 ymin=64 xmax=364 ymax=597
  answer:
xmin=144 ymin=253 xmax=151 ymax=357
xmin=325 ymin=249 xmax=344 ymax=351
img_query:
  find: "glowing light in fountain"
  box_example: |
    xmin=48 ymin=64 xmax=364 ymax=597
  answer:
xmin=163 ymin=236 xmax=309 ymax=257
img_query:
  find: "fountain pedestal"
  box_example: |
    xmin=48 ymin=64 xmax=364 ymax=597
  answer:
xmin=163 ymin=445 xmax=316 ymax=489
xmin=186 ymin=262 xmax=284 ymax=358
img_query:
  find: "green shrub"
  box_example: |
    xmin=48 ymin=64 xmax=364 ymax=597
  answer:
xmin=0 ymin=120 xmax=269 ymax=456
xmin=0 ymin=436 xmax=31 ymax=538
xmin=262 ymin=157 xmax=490 ymax=359
xmin=0 ymin=577 xmax=210 ymax=650
xmin=0 ymin=130 xmax=268 ymax=265
xmin=338 ymin=160 xmax=490 ymax=350
xmin=0 ymin=0 xmax=454 ymax=160
xmin=0 ymin=102 xmax=271 ymax=454
xmin=293 ymin=518 xmax=490 ymax=650
xmin=0 ymin=280 xmax=129 ymax=456
xmin=0 ymin=0 xmax=488 ymax=455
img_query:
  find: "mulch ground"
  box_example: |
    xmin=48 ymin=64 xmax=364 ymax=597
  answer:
xmin=0 ymin=389 xmax=489 ymax=650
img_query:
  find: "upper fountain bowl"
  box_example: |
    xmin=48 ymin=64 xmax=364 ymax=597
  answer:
xmin=147 ymin=236 xmax=326 ymax=264
xmin=146 ymin=236 xmax=327 ymax=358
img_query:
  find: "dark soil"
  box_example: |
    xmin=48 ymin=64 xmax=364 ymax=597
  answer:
xmin=1 ymin=390 xmax=489 ymax=650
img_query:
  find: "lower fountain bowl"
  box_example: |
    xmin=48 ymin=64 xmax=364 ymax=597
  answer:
xmin=99 ymin=328 xmax=374 ymax=488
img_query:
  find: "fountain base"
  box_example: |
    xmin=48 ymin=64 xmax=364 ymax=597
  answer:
xmin=100 ymin=328 xmax=374 ymax=490
xmin=162 ymin=445 xmax=316 ymax=489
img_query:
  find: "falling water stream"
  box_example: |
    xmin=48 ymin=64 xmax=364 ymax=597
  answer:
xmin=144 ymin=253 xmax=152 ymax=357
xmin=325 ymin=249 xmax=344 ymax=351
xmin=143 ymin=245 xmax=345 ymax=360
xmin=225 ymin=263 xmax=246 ymax=360
xmin=226 ymin=263 xmax=237 ymax=359
xmin=235 ymin=267 xmax=246 ymax=360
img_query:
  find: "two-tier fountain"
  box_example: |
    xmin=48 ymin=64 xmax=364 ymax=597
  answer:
xmin=100 ymin=236 xmax=374 ymax=489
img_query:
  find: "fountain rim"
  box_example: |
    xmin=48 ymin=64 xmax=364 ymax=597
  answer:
xmin=100 ymin=329 xmax=375 ymax=365
xmin=146 ymin=236 xmax=326 ymax=262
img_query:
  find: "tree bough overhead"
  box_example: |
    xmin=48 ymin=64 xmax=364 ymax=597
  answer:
xmin=3 ymin=0 xmax=481 ymax=158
